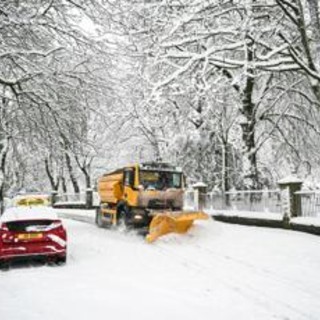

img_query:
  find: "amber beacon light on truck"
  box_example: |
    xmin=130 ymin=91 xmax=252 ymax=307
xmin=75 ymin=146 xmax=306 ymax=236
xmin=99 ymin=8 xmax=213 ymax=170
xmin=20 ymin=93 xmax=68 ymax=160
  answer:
xmin=95 ymin=162 xmax=208 ymax=242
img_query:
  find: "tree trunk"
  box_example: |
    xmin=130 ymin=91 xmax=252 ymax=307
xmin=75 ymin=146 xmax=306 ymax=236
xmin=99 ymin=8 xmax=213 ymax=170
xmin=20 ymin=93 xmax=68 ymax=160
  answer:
xmin=241 ymin=79 xmax=260 ymax=189
xmin=44 ymin=158 xmax=59 ymax=191
xmin=61 ymin=176 xmax=67 ymax=193
xmin=80 ymin=166 xmax=91 ymax=189
xmin=221 ymin=140 xmax=230 ymax=206
xmin=65 ymin=152 xmax=80 ymax=194
xmin=294 ymin=0 xmax=320 ymax=101
xmin=85 ymin=172 xmax=91 ymax=189
xmin=0 ymin=136 xmax=9 ymax=214
xmin=307 ymin=0 xmax=320 ymax=61
xmin=306 ymin=0 xmax=320 ymax=100
xmin=240 ymin=36 xmax=260 ymax=189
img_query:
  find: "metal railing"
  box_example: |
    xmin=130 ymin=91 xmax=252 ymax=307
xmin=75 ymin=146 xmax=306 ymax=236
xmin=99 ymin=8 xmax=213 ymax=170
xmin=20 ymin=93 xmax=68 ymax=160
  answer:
xmin=208 ymin=190 xmax=282 ymax=214
xmin=55 ymin=193 xmax=86 ymax=205
xmin=183 ymin=189 xmax=198 ymax=210
xmin=184 ymin=189 xmax=282 ymax=214
xmin=53 ymin=188 xmax=320 ymax=218
xmin=295 ymin=191 xmax=320 ymax=217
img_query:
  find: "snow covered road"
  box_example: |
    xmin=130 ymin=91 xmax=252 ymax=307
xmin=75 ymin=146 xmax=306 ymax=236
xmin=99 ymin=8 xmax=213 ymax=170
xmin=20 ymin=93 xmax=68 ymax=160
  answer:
xmin=1 ymin=217 xmax=320 ymax=320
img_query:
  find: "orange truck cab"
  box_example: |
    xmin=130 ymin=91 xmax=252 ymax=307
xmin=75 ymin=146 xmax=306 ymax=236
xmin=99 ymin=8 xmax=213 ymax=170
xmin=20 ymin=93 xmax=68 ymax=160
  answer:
xmin=96 ymin=162 xmax=184 ymax=229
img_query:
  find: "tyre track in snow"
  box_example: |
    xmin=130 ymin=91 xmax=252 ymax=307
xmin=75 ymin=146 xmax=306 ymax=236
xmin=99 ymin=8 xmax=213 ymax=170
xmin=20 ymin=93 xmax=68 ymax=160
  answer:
xmin=61 ymin=214 xmax=320 ymax=301
xmin=60 ymin=213 xmax=319 ymax=296
xmin=59 ymin=212 xmax=319 ymax=319
xmin=154 ymin=242 xmax=319 ymax=320
xmin=194 ymin=243 xmax=320 ymax=299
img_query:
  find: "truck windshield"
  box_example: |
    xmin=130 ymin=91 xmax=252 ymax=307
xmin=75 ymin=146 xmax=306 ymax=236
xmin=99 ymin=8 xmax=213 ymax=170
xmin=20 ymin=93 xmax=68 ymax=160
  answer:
xmin=139 ymin=170 xmax=182 ymax=190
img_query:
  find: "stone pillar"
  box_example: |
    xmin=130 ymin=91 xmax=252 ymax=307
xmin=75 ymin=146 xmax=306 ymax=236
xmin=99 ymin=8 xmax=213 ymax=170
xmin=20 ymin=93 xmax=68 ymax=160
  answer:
xmin=192 ymin=182 xmax=207 ymax=211
xmin=86 ymin=188 xmax=93 ymax=209
xmin=51 ymin=190 xmax=58 ymax=207
xmin=278 ymin=175 xmax=303 ymax=218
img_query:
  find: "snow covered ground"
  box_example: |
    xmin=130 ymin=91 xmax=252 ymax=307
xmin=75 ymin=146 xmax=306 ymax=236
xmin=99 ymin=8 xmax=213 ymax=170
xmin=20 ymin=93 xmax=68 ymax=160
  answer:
xmin=1 ymin=214 xmax=320 ymax=320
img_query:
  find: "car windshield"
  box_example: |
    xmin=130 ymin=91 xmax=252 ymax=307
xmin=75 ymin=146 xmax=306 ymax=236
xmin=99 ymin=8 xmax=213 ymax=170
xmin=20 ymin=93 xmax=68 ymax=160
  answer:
xmin=139 ymin=170 xmax=182 ymax=190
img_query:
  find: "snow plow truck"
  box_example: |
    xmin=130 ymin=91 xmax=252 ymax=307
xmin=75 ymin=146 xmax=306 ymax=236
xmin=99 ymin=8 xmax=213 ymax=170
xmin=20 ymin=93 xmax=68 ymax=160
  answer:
xmin=96 ymin=162 xmax=208 ymax=242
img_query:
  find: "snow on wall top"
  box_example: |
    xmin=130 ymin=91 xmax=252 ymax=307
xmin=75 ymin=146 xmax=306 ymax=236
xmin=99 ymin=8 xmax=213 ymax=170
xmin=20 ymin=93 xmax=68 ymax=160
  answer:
xmin=278 ymin=175 xmax=303 ymax=184
xmin=0 ymin=207 xmax=58 ymax=223
xmin=192 ymin=182 xmax=207 ymax=188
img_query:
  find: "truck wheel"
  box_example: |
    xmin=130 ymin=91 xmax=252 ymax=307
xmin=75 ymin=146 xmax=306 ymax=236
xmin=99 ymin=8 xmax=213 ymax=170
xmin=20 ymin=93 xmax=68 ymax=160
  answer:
xmin=118 ymin=207 xmax=130 ymax=231
xmin=96 ymin=208 xmax=106 ymax=228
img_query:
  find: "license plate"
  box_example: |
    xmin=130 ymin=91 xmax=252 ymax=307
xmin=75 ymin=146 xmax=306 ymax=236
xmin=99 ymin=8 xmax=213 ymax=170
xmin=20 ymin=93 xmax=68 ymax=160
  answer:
xmin=17 ymin=233 xmax=43 ymax=240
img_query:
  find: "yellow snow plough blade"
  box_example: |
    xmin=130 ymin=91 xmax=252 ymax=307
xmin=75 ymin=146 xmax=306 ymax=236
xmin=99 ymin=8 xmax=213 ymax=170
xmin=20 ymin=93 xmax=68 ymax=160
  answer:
xmin=146 ymin=211 xmax=209 ymax=243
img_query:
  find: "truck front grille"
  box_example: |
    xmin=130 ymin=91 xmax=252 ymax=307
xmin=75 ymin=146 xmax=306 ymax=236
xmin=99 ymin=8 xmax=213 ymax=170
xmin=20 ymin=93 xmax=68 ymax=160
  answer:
xmin=147 ymin=199 xmax=174 ymax=209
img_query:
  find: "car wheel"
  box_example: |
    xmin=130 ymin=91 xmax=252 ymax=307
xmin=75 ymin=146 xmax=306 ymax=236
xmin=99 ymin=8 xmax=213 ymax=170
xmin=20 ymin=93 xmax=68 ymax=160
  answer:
xmin=0 ymin=260 xmax=10 ymax=271
xmin=55 ymin=255 xmax=67 ymax=265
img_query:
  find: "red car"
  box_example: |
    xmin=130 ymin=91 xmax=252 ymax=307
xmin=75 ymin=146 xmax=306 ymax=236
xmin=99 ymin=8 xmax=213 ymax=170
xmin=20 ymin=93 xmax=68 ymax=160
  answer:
xmin=0 ymin=207 xmax=67 ymax=267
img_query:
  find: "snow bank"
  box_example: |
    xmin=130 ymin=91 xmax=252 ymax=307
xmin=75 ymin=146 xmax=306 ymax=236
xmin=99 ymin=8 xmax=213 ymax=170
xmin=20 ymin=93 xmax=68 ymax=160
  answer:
xmin=291 ymin=217 xmax=320 ymax=227
xmin=208 ymin=209 xmax=283 ymax=221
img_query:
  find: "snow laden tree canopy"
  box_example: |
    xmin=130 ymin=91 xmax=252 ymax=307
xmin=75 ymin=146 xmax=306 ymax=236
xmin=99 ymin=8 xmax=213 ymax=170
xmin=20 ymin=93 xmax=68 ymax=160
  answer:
xmin=116 ymin=0 xmax=320 ymax=189
xmin=0 ymin=0 xmax=128 ymax=200
xmin=1 ymin=0 xmax=320 ymax=202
